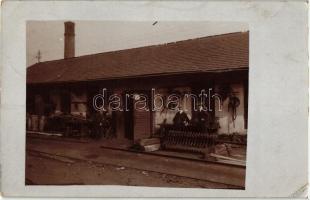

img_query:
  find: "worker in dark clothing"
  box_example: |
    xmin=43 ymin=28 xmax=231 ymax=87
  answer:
xmin=195 ymin=105 xmax=210 ymax=132
xmin=91 ymin=110 xmax=107 ymax=139
xmin=103 ymin=111 xmax=114 ymax=139
xmin=173 ymin=106 xmax=190 ymax=127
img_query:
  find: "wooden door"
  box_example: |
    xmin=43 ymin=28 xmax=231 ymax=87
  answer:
xmin=132 ymin=91 xmax=152 ymax=141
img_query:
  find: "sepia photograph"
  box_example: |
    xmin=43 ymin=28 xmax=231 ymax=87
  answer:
xmin=25 ymin=21 xmax=249 ymax=188
xmin=1 ymin=0 xmax=308 ymax=198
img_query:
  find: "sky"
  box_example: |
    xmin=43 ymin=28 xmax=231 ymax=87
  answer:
xmin=27 ymin=21 xmax=248 ymax=67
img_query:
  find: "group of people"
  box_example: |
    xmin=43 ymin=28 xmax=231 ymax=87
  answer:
xmin=91 ymin=105 xmax=214 ymax=139
xmin=172 ymin=105 xmax=212 ymax=132
xmin=90 ymin=109 xmax=115 ymax=139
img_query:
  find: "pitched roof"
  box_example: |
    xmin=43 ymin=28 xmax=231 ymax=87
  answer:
xmin=27 ymin=31 xmax=249 ymax=84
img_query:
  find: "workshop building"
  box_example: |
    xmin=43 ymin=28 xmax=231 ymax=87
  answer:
xmin=26 ymin=22 xmax=249 ymax=141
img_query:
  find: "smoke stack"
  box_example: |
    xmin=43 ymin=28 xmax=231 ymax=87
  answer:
xmin=64 ymin=21 xmax=75 ymax=59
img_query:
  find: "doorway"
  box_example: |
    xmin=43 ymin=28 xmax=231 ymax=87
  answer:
xmin=123 ymin=90 xmax=153 ymax=141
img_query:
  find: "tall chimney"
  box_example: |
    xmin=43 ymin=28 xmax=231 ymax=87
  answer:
xmin=64 ymin=21 xmax=75 ymax=59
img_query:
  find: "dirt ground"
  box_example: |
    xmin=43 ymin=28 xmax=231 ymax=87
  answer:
xmin=26 ymin=151 xmax=234 ymax=188
xmin=25 ymin=136 xmax=245 ymax=189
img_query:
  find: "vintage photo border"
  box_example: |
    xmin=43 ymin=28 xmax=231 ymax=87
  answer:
xmin=1 ymin=1 xmax=308 ymax=197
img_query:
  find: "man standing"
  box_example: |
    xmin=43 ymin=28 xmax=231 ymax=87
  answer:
xmin=173 ymin=106 xmax=190 ymax=127
xmin=195 ymin=105 xmax=210 ymax=132
xmin=91 ymin=109 xmax=106 ymax=139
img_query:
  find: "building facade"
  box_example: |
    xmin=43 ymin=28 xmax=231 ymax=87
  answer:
xmin=27 ymin=22 xmax=249 ymax=141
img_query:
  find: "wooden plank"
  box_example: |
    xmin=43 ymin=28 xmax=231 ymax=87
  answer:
xmin=210 ymin=153 xmax=246 ymax=164
xmin=133 ymin=108 xmax=151 ymax=141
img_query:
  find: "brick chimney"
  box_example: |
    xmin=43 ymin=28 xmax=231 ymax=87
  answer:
xmin=64 ymin=21 xmax=75 ymax=59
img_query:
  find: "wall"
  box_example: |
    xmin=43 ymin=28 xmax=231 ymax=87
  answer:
xmin=49 ymin=91 xmax=62 ymax=114
xmin=153 ymin=84 xmax=247 ymax=135
xmin=112 ymin=88 xmax=126 ymax=139
xmin=34 ymin=94 xmax=44 ymax=115
xmin=35 ymin=83 xmax=247 ymax=136
xmin=70 ymin=91 xmax=88 ymax=117
xmin=154 ymin=87 xmax=192 ymax=131
xmin=215 ymin=83 xmax=247 ymax=135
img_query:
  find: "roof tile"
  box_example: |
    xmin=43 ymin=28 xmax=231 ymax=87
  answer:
xmin=27 ymin=31 xmax=249 ymax=84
